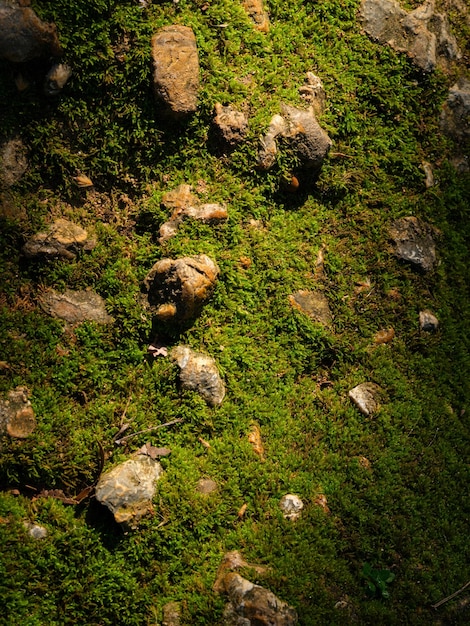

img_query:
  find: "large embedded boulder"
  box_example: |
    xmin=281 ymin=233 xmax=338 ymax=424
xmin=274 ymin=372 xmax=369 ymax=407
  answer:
xmin=22 ymin=218 xmax=95 ymax=260
xmin=171 ymin=345 xmax=225 ymax=407
xmin=95 ymin=455 xmax=163 ymax=528
xmin=258 ymin=105 xmax=332 ymax=171
xmin=151 ymin=25 xmax=200 ymax=119
xmin=39 ymin=289 xmax=113 ymax=325
xmin=0 ymin=0 xmax=61 ymax=63
xmin=142 ymin=255 xmax=219 ymax=322
xmin=360 ymin=0 xmax=460 ymax=72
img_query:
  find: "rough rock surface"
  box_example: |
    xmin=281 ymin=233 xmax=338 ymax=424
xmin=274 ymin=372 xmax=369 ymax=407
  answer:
xmin=162 ymin=602 xmax=181 ymax=626
xmin=0 ymin=0 xmax=61 ymax=62
xmin=348 ymin=383 xmax=382 ymax=416
xmin=419 ymin=309 xmax=439 ymax=331
xmin=0 ymin=386 xmax=36 ymax=438
xmin=95 ymin=456 xmax=163 ymax=527
xmin=159 ymin=183 xmax=228 ymax=244
xmin=142 ymin=255 xmax=219 ymax=322
xmin=298 ymin=72 xmax=327 ymax=116
xmin=196 ymin=478 xmax=218 ymax=494
xmin=151 ymin=25 xmax=200 ymax=118
xmin=213 ymin=103 xmax=249 ymax=147
xmin=171 ymin=345 xmax=225 ymax=406
xmin=258 ymin=104 xmax=332 ymax=171
xmin=440 ymin=78 xmax=470 ymax=145
xmin=389 ymin=216 xmax=437 ymax=272
xmin=222 ymin=573 xmax=298 ymax=626
xmin=242 ymin=0 xmax=270 ymax=33
xmin=24 ymin=521 xmax=48 ymax=539
xmin=39 ymin=289 xmax=113 ymax=325
xmin=22 ymin=218 xmax=95 ymax=260
xmin=0 ymin=137 xmax=28 ymax=189
xmin=280 ymin=494 xmax=304 ymax=521
xmin=44 ymin=63 xmax=72 ymax=96
xmin=289 ymin=290 xmax=332 ymax=326
xmin=360 ymin=0 xmax=460 ymax=72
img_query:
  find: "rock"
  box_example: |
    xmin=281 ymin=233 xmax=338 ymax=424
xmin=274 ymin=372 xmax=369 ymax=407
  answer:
xmin=0 ymin=386 xmax=36 ymax=438
xmin=44 ymin=62 xmax=72 ymax=96
xmin=24 ymin=521 xmax=47 ymax=539
xmin=360 ymin=0 xmax=460 ymax=72
xmin=196 ymin=478 xmax=218 ymax=494
xmin=95 ymin=455 xmax=163 ymax=527
xmin=213 ymin=103 xmax=249 ymax=147
xmin=374 ymin=328 xmax=395 ymax=344
xmin=171 ymin=345 xmax=225 ymax=406
xmin=151 ymin=25 xmax=200 ymax=118
xmin=289 ymin=290 xmax=332 ymax=327
xmin=242 ymin=0 xmax=270 ymax=33
xmin=39 ymin=289 xmax=113 ymax=325
xmin=279 ymin=494 xmax=304 ymax=521
xmin=213 ymin=551 xmax=270 ymax=594
xmin=258 ymin=105 xmax=332 ymax=171
xmin=422 ymin=162 xmax=435 ymax=188
xmin=348 ymin=383 xmax=382 ymax=416
xmin=159 ymin=184 xmax=228 ymax=244
xmin=142 ymin=255 xmax=219 ymax=322
xmin=419 ymin=309 xmax=439 ymax=331
xmin=298 ymin=72 xmax=327 ymax=116
xmin=440 ymin=78 xmax=470 ymax=145
xmin=389 ymin=216 xmax=438 ymax=272
xmin=0 ymin=137 xmax=28 ymax=189
xmin=162 ymin=601 xmax=181 ymax=626
xmin=222 ymin=573 xmax=298 ymax=626
xmin=0 ymin=0 xmax=61 ymax=62
xmin=22 ymin=218 xmax=95 ymax=260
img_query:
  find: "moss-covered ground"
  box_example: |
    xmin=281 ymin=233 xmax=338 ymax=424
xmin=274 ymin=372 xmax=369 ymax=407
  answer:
xmin=0 ymin=0 xmax=469 ymax=624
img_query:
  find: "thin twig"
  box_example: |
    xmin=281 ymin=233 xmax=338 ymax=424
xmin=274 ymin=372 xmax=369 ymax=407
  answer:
xmin=432 ymin=581 xmax=470 ymax=609
xmin=115 ymin=418 xmax=184 ymax=445
xmin=329 ymin=151 xmax=355 ymax=159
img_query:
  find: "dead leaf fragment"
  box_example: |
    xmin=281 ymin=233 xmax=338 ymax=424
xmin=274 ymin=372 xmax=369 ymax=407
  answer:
xmin=73 ymin=174 xmax=93 ymax=188
xmin=237 ymin=503 xmax=247 ymax=519
xmin=248 ymin=424 xmax=264 ymax=460
xmin=314 ymin=494 xmax=330 ymax=514
xmin=137 ymin=442 xmax=171 ymax=459
xmin=147 ymin=343 xmax=168 ymax=358
xmin=374 ymin=328 xmax=395 ymax=344
xmin=198 ymin=436 xmax=211 ymax=449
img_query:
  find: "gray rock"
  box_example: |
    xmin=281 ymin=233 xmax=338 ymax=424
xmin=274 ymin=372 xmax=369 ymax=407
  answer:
xmin=196 ymin=478 xmax=218 ymax=494
xmin=0 ymin=386 xmax=36 ymax=438
xmin=213 ymin=103 xmax=249 ymax=147
xmin=142 ymin=255 xmax=219 ymax=322
xmin=24 ymin=522 xmax=47 ymax=539
xmin=0 ymin=0 xmax=61 ymax=62
xmin=279 ymin=494 xmax=304 ymax=521
xmin=288 ymin=290 xmax=332 ymax=327
xmin=258 ymin=104 xmax=332 ymax=171
xmin=440 ymin=78 xmax=470 ymax=145
xmin=95 ymin=456 xmax=163 ymax=527
xmin=348 ymin=383 xmax=382 ymax=416
xmin=159 ymin=183 xmax=228 ymax=244
xmin=171 ymin=345 xmax=225 ymax=406
xmin=39 ymin=289 xmax=113 ymax=325
xmin=0 ymin=137 xmax=28 ymax=189
xmin=151 ymin=25 xmax=200 ymax=118
xmin=419 ymin=309 xmax=439 ymax=331
xmin=298 ymin=72 xmax=327 ymax=117
xmin=22 ymin=218 xmax=95 ymax=260
xmin=389 ymin=216 xmax=438 ymax=272
xmin=222 ymin=573 xmax=298 ymax=626
xmin=360 ymin=0 xmax=460 ymax=72
xmin=44 ymin=63 xmax=72 ymax=96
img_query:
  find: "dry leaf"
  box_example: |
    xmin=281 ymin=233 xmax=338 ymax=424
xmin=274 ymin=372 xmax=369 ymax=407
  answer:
xmin=248 ymin=424 xmax=264 ymax=460
xmin=73 ymin=174 xmax=93 ymax=188
xmin=374 ymin=328 xmax=395 ymax=344
xmin=314 ymin=494 xmax=330 ymax=514
xmin=137 ymin=441 xmax=171 ymax=459
xmin=147 ymin=343 xmax=168 ymax=358
xmin=237 ymin=503 xmax=247 ymax=519
xmin=198 ymin=436 xmax=211 ymax=449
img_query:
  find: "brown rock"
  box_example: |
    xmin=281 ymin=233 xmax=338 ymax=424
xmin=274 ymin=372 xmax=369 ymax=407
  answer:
xmin=0 ymin=0 xmax=61 ymax=62
xmin=213 ymin=103 xmax=249 ymax=146
xmin=162 ymin=601 xmax=181 ymax=626
xmin=22 ymin=218 xmax=94 ymax=260
xmin=440 ymin=78 xmax=470 ymax=144
xmin=171 ymin=345 xmax=225 ymax=406
xmin=289 ymin=290 xmax=332 ymax=327
xmin=0 ymin=386 xmax=36 ymax=438
xmin=0 ymin=137 xmax=28 ymax=189
xmin=143 ymin=255 xmax=219 ymax=322
xmin=151 ymin=25 xmax=200 ymax=118
xmin=243 ymin=0 xmax=270 ymax=33
xmin=39 ymin=289 xmax=113 ymax=325
xmin=196 ymin=478 xmax=218 ymax=494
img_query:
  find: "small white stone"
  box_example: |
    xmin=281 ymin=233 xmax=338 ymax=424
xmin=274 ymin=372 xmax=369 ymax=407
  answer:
xmin=24 ymin=522 xmax=48 ymax=539
xmin=348 ymin=383 xmax=381 ymax=416
xmin=280 ymin=494 xmax=304 ymax=520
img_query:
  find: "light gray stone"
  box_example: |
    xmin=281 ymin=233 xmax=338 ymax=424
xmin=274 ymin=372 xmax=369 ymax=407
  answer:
xmin=279 ymin=494 xmax=304 ymax=521
xmin=289 ymin=290 xmax=332 ymax=327
xmin=24 ymin=522 xmax=48 ymax=539
xmin=39 ymin=289 xmax=113 ymax=325
xmin=213 ymin=103 xmax=249 ymax=147
xmin=95 ymin=456 xmax=163 ymax=527
xmin=171 ymin=345 xmax=225 ymax=406
xmin=349 ymin=383 xmax=382 ymax=416
xmin=44 ymin=63 xmax=72 ymax=96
